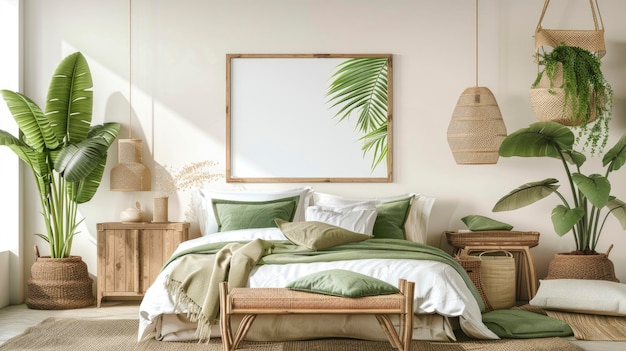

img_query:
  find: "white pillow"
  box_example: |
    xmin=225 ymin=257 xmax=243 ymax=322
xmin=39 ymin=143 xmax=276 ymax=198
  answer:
xmin=309 ymin=192 xmax=435 ymax=243
xmin=305 ymin=202 xmax=378 ymax=235
xmin=195 ymin=187 xmax=313 ymax=235
xmin=530 ymin=279 xmax=626 ymax=316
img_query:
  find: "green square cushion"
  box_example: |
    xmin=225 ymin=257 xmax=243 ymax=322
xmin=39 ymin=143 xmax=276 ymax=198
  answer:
xmin=462 ymin=215 xmax=513 ymax=231
xmin=275 ymin=219 xmax=369 ymax=250
xmin=286 ymin=269 xmax=400 ymax=297
xmin=212 ymin=196 xmax=298 ymax=232
xmin=372 ymin=197 xmax=413 ymax=239
xmin=482 ymin=309 xmax=573 ymax=339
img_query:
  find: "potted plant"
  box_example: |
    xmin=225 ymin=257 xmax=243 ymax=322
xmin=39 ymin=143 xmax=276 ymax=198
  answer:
xmin=529 ymin=44 xmax=613 ymax=155
xmin=492 ymin=122 xmax=626 ymax=281
xmin=0 ymin=52 xmax=120 ymax=308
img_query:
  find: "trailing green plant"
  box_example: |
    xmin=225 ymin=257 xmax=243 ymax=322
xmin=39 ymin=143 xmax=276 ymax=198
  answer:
xmin=532 ymin=44 xmax=613 ymax=155
xmin=492 ymin=122 xmax=626 ymax=254
xmin=327 ymin=57 xmax=389 ymax=171
xmin=0 ymin=52 xmax=120 ymax=258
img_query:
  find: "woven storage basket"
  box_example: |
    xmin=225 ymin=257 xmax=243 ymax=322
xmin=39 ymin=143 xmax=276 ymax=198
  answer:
xmin=475 ymin=251 xmax=516 ymax=310
xmin=455 ymin=256 xmax=493 ymax=312
xmin=445 ymin=231 xmax=540 ymax=248
xmin=545 ymin=252 xmax=619 ymax=282
xmin=534 ymin=0 xmax=606 ymax=58
xmin=26 ymin=255 xmax=95 ymax=310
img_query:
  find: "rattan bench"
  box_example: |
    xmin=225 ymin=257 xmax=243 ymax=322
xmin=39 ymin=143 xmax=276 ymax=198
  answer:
xmin=219 ymin=279 xmax=415 ymax=351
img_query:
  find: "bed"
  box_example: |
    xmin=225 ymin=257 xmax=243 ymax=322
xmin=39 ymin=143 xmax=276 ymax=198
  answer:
xmin=137 ymin=187 xmax=498 ymax=342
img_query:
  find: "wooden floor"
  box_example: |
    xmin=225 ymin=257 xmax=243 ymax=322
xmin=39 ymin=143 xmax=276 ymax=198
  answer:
xmin=0 ymin=302 xmax=624 ymax=351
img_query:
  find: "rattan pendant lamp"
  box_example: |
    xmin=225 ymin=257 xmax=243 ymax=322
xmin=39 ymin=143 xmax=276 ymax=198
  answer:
xmin=447 ymin=0 xmax=507 ymax=165
xmin=110 ymin=0 xmax=151 ymax=191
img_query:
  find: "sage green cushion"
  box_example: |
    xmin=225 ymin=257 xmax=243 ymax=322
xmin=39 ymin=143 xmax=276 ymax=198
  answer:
xmin=286 ymin=269 xmax=399 ymax=297
xmin=212 ymin=197 xmax=298 ymax=232
xmin=372 ymin=197 xmax=413 ymax=239
xmin=482 ymin=309 xmax=573 ymax=339
xmin=462 ymin=215 xmax=514 ymax=231
xmin=275 ymin=219 xmax=369 ymax=250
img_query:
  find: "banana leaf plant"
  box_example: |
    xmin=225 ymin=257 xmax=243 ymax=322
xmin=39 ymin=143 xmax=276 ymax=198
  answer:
xmin=327 ymin=57 xmax=390 ymax=172
xmin=0 ymin=52 xmax=120 ymax=258
xmin=492 ymin=122 xmax=626 ymax=254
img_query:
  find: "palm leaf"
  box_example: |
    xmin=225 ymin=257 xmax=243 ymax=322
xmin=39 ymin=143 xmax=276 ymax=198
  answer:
xmin=45 ymin=52 xmax=93 ymax=144
xmin=493 ymin=178 xmax=560 ymax=211
xmin=327 ymin=57 xmax=389 ymax=171
xmin=607 ymin=198 xmax=626 ymax=230
xmin=0 ymin=90 xmax=59 ymax=151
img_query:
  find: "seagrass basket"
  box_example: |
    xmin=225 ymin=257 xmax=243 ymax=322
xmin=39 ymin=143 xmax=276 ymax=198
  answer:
xmin=455 ymin=256 xmax=493 ymax=311
xmin=26 ymin=254 xmax=95 ymax=310
xmin=545 ymin=251 xmax=619 ymax=282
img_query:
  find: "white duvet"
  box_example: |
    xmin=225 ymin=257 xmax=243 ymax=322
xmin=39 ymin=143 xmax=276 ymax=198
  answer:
xmin=138 ymin=228 xmax=498 ymax=341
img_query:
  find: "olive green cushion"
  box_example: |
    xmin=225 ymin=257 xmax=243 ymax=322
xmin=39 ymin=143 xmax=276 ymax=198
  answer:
xmin=286 ymin=269 xmax=400 ymax=297
xmin=462 ymin=215 xmax=514 ymax=231
xmin=275 ymin=219 xmax=369 ymax=250
xmin=372 ymin=197 xmax=413 ymax=239
xmin=482 ymin=309 xmax=573 ymax=339
xmin=212 ymin=196 xmax=298 ymax=232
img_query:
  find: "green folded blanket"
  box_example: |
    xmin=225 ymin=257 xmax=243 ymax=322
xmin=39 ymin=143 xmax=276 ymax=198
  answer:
xmin=482 ymin=309 xmax=573 ymax=339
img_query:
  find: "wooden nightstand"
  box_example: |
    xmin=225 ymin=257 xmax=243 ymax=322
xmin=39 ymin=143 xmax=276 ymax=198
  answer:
xmin=96 ymin=221 xmax=190 ymax=307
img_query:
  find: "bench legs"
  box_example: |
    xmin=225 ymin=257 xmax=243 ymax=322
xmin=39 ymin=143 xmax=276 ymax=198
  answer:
xmin=219 ymin=279 xmax=415 ymax=351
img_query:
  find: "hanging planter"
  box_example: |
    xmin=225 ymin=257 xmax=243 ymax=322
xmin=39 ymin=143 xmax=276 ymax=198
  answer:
xmin=529 ymin=44 xmax=613 ymax=155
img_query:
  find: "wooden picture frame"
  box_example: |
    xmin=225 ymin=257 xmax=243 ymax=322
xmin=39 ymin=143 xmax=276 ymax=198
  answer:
xmin=226 ymin=53 xmax=393 ymax=183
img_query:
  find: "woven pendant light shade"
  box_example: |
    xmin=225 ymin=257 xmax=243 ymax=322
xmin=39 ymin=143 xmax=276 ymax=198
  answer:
xmin=110 ymin=139 xmax=151 ymax=191
xmin=447 ymin=87 xmax=507 ymax=164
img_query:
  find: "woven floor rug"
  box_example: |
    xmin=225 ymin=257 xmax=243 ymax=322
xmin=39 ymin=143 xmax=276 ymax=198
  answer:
xmin=545 ymin=311 xmax=626 ymax=341
xmin=0 ymin=318 xmax=583 ymax=351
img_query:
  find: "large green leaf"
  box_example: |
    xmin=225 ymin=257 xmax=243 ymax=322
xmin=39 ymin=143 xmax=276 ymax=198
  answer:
xmin=0 ymin=90 xmax=59 ymax=152
xmin=327 ymin=57 xmax=389 ymax=171
xmin=602 ymin=133 xmax=626 ymax=172
xmin=607 ymin=198 xmax=626 ymax=230
xmin=499 ymin=122 xmax=574 ymax=159
xmin=551 ymin=205 xmax=585 ymax=236
xmin=572 ymin=173 xmax=610 ymax=208
xmin=45 ymin=52 xmax=93 ymax=144
xmin=493 ymin=178 xmax=560 ymax=211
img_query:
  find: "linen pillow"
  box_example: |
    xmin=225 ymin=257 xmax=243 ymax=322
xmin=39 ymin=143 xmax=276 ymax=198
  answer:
xmin=482 ymin=309 xmax=573 ymax=339
xmin=304 ymin=202 xmax=377 ymax=235
xmin=372 ymin=197 xmax=413 ymax=239
xmin=462 ymin=215 xmax=514 ymax=231
xmin=309 ymin=192 xmax=434 ymax=243
xmin=195 ymin=187 xmax=313 ymax=234
xmin=275 ymin=219 xmax=369 ymax=250
xmin=212 ymin=197 xmax=298 ymax=232
xmin=530 ymin=279 xmax=626 ymax=316
xmin=286 ymin=269 xmax=399 ymax=297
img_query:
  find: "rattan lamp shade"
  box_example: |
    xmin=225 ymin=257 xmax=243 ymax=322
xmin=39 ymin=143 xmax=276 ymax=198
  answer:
xmin=110 ymin=139 xmax=151 ymax=191
xmin=447 ymin=87 xmax=507 ymax=164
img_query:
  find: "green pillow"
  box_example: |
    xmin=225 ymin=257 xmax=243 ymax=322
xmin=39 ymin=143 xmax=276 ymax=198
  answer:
xmin=482 ymin=309 xmax=573 ymax=339
xmin=275 ymin=219 xmax=369 ymax=250
xmin=372 ymin=197 xmax=413 ymax=239
xmin=286 ymin=269 xmax=400 ymax=297
xmin=462 ymin=215 xmax=513 ymax=231
xmin=212 ymin=196 xmax=298 ymax=232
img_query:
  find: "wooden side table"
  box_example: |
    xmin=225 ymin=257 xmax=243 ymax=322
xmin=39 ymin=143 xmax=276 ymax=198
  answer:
xmin=445 ymin=231 xmax=540 ymax=301
xmin=96 ymin=221 xmax=190 ymax=307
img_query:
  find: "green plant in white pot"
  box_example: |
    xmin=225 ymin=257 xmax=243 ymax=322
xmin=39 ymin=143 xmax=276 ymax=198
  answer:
xmin=492 ymin=122 xmax=626 ymax=280
xmin=0 ymin=52 xmax=120 ymax=309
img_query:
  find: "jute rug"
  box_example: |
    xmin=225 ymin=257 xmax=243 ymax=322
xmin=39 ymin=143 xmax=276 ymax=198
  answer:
xmin=545 ymin=311 xmax=626 ymax=341
xmin=0 ymin=318 xmax=583 ymax=351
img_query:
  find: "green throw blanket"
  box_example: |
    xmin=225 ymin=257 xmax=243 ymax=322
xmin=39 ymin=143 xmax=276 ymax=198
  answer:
xmin=164 ymin=238 xmax=484 ymax=340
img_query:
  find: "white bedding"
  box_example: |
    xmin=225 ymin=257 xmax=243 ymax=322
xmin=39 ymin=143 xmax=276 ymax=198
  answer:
xmin=138 ymin=228 xmax=498 ymax=341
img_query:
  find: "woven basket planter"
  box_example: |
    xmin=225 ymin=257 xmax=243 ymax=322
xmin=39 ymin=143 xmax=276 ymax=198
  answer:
xmin=545 ymin=252 xmax=619 ymax=282
xmin=26 ymin=255 xmax=95 ymax=310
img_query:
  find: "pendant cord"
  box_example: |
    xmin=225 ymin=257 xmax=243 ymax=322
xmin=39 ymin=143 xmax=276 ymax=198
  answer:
xmin=475 ymin=0 xmax=479 ymax=87
xmin=128 ymin=0 xmax=133 ymax=139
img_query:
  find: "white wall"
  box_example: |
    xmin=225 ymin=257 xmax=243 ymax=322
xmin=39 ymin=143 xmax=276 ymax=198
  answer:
xmin=12 ymin=0 xmax=626 ymax=300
